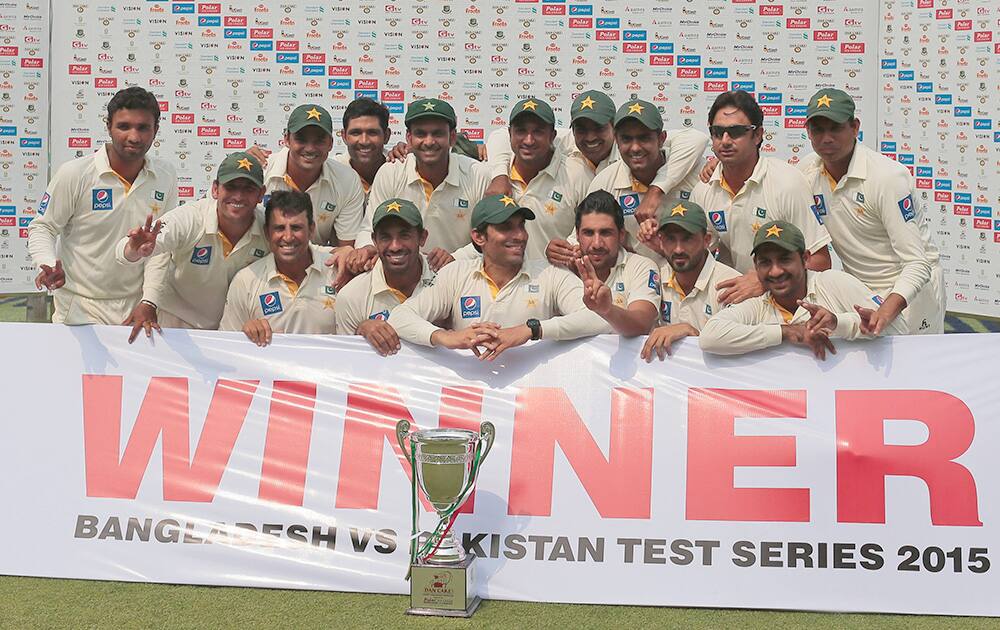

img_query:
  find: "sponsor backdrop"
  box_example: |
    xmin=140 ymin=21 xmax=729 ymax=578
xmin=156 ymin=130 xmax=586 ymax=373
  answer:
xmin=1 ymin=325 xmax=999 ymax=615
xmin=1 ymin=1 xmax=48 ymax=293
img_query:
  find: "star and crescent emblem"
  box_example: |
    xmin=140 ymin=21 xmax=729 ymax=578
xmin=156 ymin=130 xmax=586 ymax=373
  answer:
xmin=237 ymin=158 xmax=253 ymax=171
xmin=579 ymin=96 xmax=596 ymax=110
xmin=500 ymin=195 xmax=516 ymax=207
xmin=627 ymin=102 xmax=644 ymax=115
xmin=816 ymin=94 xmax=833 ymax=108
xmin=305 ymin=107 xmax=323 ymax=120
xmin=766 ymin=224 xmax=783 ymax=238
xmin=521 ymin=100 xmax=539 ymax=111
xmin=386 ymin=201 xmax=402 ymax=213
xmin=670 ymin=204 xmax=686 ymax=216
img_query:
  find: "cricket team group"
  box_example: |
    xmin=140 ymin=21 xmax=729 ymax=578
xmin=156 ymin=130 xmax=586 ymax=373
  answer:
xmin=28 ymin=84 xmax=943 ymax=361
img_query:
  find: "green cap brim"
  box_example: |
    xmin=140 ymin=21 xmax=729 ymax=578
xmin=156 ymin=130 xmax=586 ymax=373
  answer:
xmin=374 ymin=213 xmax=422 ymax=229
xmin=406 ymin=111 xmax=455 ymax=125
xmin=287 ymin=120 xmax=331 ymax=135
xmin=572 ymin=110 xmax=613 ymax=126
xmin=752 ymin=239 xmax=802 ymax=255
xmin=805 ymin=110 xmax=852 ymax=124
xmin=218 ymin=172 xmax=263 ymax=186
xmin=658 ymin=218 xmax=703 ymax=235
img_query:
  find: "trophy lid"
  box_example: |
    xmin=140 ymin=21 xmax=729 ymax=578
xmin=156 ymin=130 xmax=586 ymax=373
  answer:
xmin=410 ymin=428 xmax=478 ymax=445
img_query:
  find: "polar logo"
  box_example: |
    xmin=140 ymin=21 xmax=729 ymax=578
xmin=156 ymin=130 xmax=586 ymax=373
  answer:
xmin=710 ymin=211 xmax=727 ymax=231
xmin=92 ymin=188 xmax=113 ymax=211
xmin=619 ymin=193 xmax=640 ymax=215
xmin=259 ymin=291 xmax=283 ymax=316
xmin=460 ymin=295 xmax=481 ymax=319
xmin=190 ymin=246 xmax=212 ymax=265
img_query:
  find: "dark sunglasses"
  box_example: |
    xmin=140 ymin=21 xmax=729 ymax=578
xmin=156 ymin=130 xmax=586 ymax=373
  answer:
xmin=709 ymin=124 xmax=758 ymax=139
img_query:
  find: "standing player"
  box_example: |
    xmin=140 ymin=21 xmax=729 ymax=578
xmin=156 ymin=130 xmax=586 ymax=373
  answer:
xmin=28 ymin=86 xmax=177 ymax=325
xmin=333 ymin=97 xmax=391 ymax=211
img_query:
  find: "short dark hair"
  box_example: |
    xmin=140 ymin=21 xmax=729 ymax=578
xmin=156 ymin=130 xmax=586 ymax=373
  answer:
xmin=575 ymin=190 xmax=624 ymax=231
xmin=343 ymin=97 xmax=390 ymax=134
xmin=107 ymin=87 xmax=161 ymax=127
xmin=265 ymin=190 xmax=313 ymax=228
xmin=708 ymin=90 xmax=764 ymax=150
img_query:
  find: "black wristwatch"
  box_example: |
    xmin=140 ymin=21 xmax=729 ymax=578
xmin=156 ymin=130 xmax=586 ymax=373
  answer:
xmin=526 ymin=318 xmax=542 ymax=341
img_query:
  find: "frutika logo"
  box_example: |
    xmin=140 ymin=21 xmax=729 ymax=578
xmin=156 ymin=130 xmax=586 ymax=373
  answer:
xmin=260 ymin=291 xmax=283 ymax=315
xmin=92 ymin=188 xmax=113 ymax=211
xmin=190 ymin=246 xmax=212 ymax=265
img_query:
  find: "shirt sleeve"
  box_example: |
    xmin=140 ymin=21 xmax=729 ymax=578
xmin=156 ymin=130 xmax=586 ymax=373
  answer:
xmin=389 ymin=264 xmax=459 ymax=346
xmin=821 ymin=270 xmax=907 ymax=340
xmin=27 ymin=163 xmax=79 ymax=269
xmin=334 ymin=277 xmax=364 ymax=335
xmin=356 ymin=163 xmax=397 ymax=249
xmin=333 ymin=168 xmax=366 ymax=243
xmin=451 ymin=242 xmax=481 ymax=260
xmin=218 ymin=272 xmax=252 ymax=332
xmin=625 ymin=255 xmax=662 ymax=307
xmin=650 ymin=129 xmax=709 ymax=194
xmin=485 ymin=127 xmax=513 ymax=180
xmin=114 ymin=202 xmax=198 ymax=265
xmin=541 ymin=268 xmax=607 ymax=341
xmin=698 ymin=298 xmax=783 ymax=355
xmin=778 ymin=166 xmax=832 ymax=254
xmin=874 ymin=173 xmax=932 ymax=306
xmin=140 ymin=252 xmax=171 ymax=307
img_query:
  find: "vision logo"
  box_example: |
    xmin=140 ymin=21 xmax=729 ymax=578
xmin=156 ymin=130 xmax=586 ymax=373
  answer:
xmin=260 ymin=291 xmax=283 ymax=316
xmin=460 ymin=295 xmax=481 ymax=319
xmin=710 ymin=210 xmax=727 ymax=231
xmin=92 ymin=188 xmax=113 ymax=211
xmin=619 ymin=193 xmax=640 ymax=215
xmin=190 ymin=246 xmax=212 ymax=265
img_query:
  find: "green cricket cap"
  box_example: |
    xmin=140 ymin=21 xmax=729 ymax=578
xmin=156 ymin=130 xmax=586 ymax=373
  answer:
xmin=658 ymin=199 xmax=708 ymax=234
xmin=471 ymin=194 xmax=536 ymax=227
xmin=570 ymin=90 xmax=615 ymax=126
xmin=405 ymin=98 xmax=457 ymax=126
xmin=371 ymin=198 xmax=423 ymax=230
xmin=216 ymin=151 xmax=264 ymax=187
xmin=510 ymin=97 xmax=556 ymax=126
xmin=752 ymin=220 xmax=807 ymax=255
xmin=286 ymin=104 xmax=334 ymax=136
xmin=806 ymin=88 xmax=856 ymax=124
xmin=614 ymin=99 xmax=663 ymax=132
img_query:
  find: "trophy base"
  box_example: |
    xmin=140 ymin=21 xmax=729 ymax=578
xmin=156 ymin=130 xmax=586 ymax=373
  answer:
xmin=407 ymin=555 xmax=481 ymax=618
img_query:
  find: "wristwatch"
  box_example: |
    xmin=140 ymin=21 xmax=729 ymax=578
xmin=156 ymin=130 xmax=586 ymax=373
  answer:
xmin=526 ymin=318 xmax=542 ymax=341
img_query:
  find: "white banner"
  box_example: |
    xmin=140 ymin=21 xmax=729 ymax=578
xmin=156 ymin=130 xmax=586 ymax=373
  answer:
xmin=1 ymin=323 xmax=999 ymax=616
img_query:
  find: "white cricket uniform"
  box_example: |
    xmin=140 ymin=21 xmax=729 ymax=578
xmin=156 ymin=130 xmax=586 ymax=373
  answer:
xmin=263 ymin=147 xmax=366 ymax=246
xmin=598 ymin=249 xmax=662 ymax=333
xmin=699 ymin=269 xmax=905 ymax=355
xmin=799 ymin=143 xmax=943 ymax=334
xmin=113 ymin=196 xmax=269 ymax=330
xmin=692 ymin=157 xmax=832 ymax=274
xmin=28 ymin=144 xmax=177 ymax=324
xmin=360 ymin=154 xmax=491 ymax=255
xmin=659 ymin=254 xmax=742 ymax=330
xmin=219 ymin=244 xmax=337 ymax=334
xmin=335 ymin=254 xmax=437 ymax=335
xmin=586 ymin=156 xmax=703 ymax=262
xmin=390 ymin=258 xmax=606 ymax=346
xmin=332 ymin=151 xmax=384 ymax=214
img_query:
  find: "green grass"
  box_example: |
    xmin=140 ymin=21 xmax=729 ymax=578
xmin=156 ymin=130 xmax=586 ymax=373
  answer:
xmin=0 ymin=576 xmax=995 ymax=629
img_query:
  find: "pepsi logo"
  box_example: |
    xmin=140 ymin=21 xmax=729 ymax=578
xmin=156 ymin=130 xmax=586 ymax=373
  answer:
xmin=264 ymin=294 xmax=276 ymax=306
xmin=196 ymin=247 xmax=209 ymax=258
xmin=464 ymin=297 xmax=477 ymax=309
xmin=95 ymin=190 xmax=109 ymax=203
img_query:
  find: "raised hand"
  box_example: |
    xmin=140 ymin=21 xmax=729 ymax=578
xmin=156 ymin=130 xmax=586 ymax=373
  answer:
xmin=123 ymin=213 xmax=163 ymax=262
xmin=545 ymin=238 xmax=579 ymax=269
xmin=575 ymin=255 xmax=612 ymax=316
xmin=716 ymin=272 xmax=765 ymax=306
xmin=799 ymin=300 xmax=837 ymax=335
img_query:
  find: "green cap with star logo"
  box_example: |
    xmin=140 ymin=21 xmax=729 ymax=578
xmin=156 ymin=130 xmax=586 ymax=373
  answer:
xmin=471 ymin=194 xmax=536 ymax=228
xmin=613 ymin=99 xmax=663 ymax=131
xmin=751 ymin=220 xmax=806 ymax=255
xmin=286 ymin=103 xmax=334 ymax=136
xmin=510 ymin=97 xmax=556 ymax=126
xmin=658 ymin=199 xmax=708 ymax=235
xmin=806 ymin=88 xmax=856 ymax=124
xmin=404 ymin=98 xmax=457 ymax=127
xmin=570 ymin=90 xmax=615 ymax=126
xmin=217 ymin=151 xmax=264 ymax=187
xmin=371 ymin=198 xmax=424 ymax=230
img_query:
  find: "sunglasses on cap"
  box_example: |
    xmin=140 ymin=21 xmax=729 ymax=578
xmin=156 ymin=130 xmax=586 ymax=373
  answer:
xmin=709 ymin=124 xmax=758 ymax=140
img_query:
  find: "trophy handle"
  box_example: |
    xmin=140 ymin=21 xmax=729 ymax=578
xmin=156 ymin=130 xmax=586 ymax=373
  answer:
xmin=478 ymin=421 xmax=496 ymax=463
xmin=395 ymin=420 xmax=412 ymax=463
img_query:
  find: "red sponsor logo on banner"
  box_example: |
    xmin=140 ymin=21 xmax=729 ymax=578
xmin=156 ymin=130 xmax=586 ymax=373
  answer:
xmin=21 ymin=58 xmax=42 ymax=68
xmin=355 ymin=79 xmax=378 ymax=89
xmin=68 ymin=137 xmax=91 ymax=148
xmin=198 ymin=126 xmax=221 ymax=137
xmin=677 ymin=67 xmax=701 ymax=78
xmin=542 ymin=4 xmax=565 ymax=14
xmin=172 ymin=113 xmax=195 ymax=124
xmin=250 ymin=29 xmax=272 ymax=39
xmin=917 ymin=0 xmax=933 ymax=6
xmin=0 ymin=46 xmax=18 ymax=56
xmin=814 ymin=30 xmax=838 ymax=41
xmin=178 ymin=186 xmax=195 ymax=198
xmin=302 ymin=53 xmax=325 ymax=64
xmin=276 ymin=40 xmax=299 ymax=51
xmin=704 ymin=81 xmax=728 ymax=92
xmin=18 ymin=228 xmax=28 ymax=238
xmin=916 ymin=178 xmax=932 ymax=189
xmin=974 ymin=218 xmax=991 ymax=230
xmin=568 ymin=18 xmax=592 ymax=28
xmin=223 ymin=138 xmax=246 ymax=149
xmin=786 ymin=18 xmax=810 ymax=28
xmin=198 ymin=3 xmax=221 ymax=13
xmin=158 ymin=101 xmax=169 ymax=112
xmin=974 ymin=31 xmax=992 ymax=42
xmin=955 ymin=20 xmax=972 ymax=31
xmin=596 ymin=30 xmax=620 ymax=41
xmin=94 ymin=77 xmax=118 ymax=88
xmin=935 ymin=8 xmax=952 ymax=19
xmin=953 ymin=205 xmax=971 ymax=216
xmin=460 ymin=128 xmax=484 ymax=140
xmin=785 ymin=117 xmax=806 ymax=129
xmin=68 ymin=64 xmax=91 ymax=74
xmin=761 ymin=105 xmax=782 ymax=116
xmin=623 ymin=42 xmax=646 ymax=53
xmin=329 ymin=65 xmax=352 ymax=76
xmin=995 ymin=43 xmax=1000 ymax=55
xmin=840 ymin=42 xmax=865 ymax=53
xmin=994 ymin=232 xmax=1000 ymax=244
xmin=934 ymin=191 xmax=952 ymax=202
xmin=224 ymin=16 xmax=247 ymax=27
xmin=0 ymin=217 xmax=15 ymax=227
xmin=381 ymin=90 xmax=404 ymax=101
xmin=650 ymin=55 xmax=674 ymax=66
xmin=759 ymin=5 xmax=783 ymax=15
